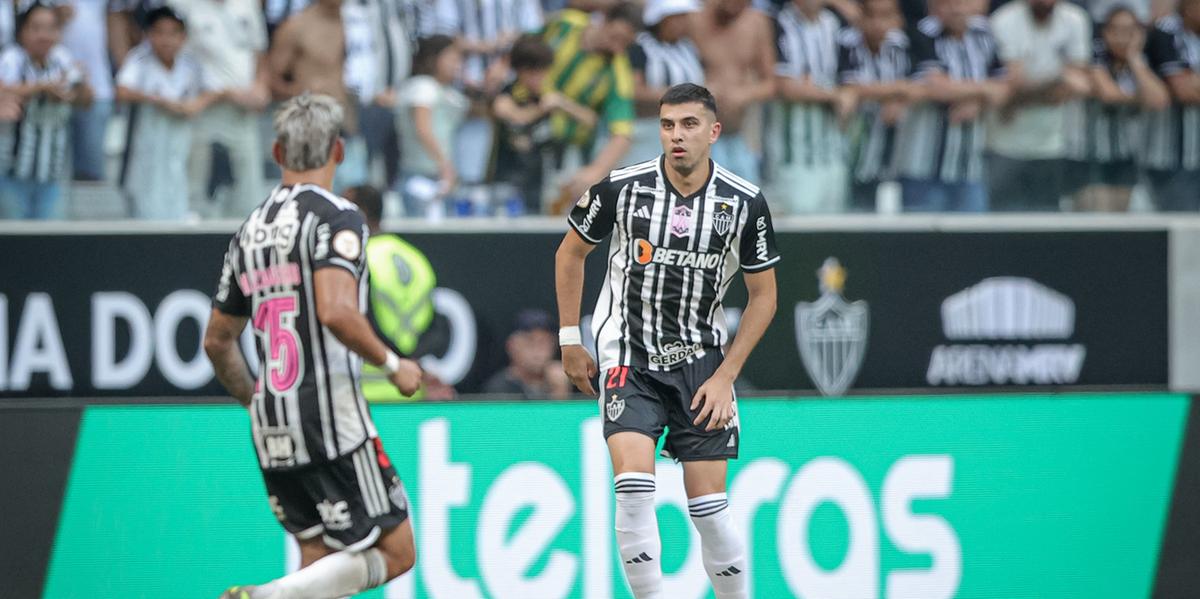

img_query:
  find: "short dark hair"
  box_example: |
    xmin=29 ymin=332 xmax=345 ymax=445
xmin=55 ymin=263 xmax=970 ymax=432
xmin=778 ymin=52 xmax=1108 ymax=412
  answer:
xmin=604 ymin=1 xmax=643 ymax=28
xmin=509 ymin=34 xmax=554 ymax=71
xmin=144 ymin=6 xmax=186 ymax=31
xmin=412 ymin=35 xmax=457 ymax=77
xmin=659 ymin=83 xmax=718 ymax=116
xmin=345 ymin=185 xmax=384 ymax=227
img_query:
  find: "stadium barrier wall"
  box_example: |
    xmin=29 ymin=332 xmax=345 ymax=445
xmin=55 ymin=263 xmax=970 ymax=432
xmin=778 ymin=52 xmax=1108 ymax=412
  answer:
xmin=2 ymin=393 xmax=1197 ymax=598
xmin=0 ymin=225 xmax=1170 ymax=397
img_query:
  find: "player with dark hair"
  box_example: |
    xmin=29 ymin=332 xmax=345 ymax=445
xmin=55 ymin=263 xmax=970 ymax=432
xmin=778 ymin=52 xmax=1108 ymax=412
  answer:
xmin=555 ymin=82 xmax=780 ymax=599
xmin=204 ymin=93 xmax=423 ymax=599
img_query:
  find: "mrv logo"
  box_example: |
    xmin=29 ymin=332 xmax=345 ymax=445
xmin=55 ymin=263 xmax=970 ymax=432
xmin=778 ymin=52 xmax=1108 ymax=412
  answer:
xmin=927 ymin=277 xmax=1086 ymax=386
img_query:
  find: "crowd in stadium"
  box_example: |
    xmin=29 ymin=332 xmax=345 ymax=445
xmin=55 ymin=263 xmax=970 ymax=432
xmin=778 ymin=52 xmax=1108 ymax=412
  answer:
xmin=0 ymin=0 xmax=1195 ymax=220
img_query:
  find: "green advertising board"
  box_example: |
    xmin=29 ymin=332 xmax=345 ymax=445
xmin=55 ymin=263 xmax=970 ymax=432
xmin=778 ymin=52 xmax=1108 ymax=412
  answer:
xmin=44 ymin=394 xmax=1187 ymax=598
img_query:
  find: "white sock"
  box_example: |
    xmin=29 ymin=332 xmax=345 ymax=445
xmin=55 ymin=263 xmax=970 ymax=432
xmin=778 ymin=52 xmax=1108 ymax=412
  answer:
xmin=253 ymin=548 xmax=388 ymax=599
xmin=689 ymin=493 xmax=748 ymax=599
xmin=615 ymin=472 xmax=662 ymax=599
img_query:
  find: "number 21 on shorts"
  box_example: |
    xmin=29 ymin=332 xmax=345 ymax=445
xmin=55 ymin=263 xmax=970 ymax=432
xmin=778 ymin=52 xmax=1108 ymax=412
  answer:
xmin=606 ymin=366 xmax=629 ymax=390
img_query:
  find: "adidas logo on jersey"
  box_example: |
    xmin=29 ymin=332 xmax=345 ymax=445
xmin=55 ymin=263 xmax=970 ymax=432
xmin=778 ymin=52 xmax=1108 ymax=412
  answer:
xmin=632 ymin=206 xmax=651 ymax=219
xmin=625 ymin=552 xmax=654 ymax=564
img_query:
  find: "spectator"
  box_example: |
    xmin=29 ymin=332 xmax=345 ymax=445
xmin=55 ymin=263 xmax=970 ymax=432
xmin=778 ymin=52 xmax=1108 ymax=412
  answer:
xmin=892 ymin=0 xmax=1009 ymax=211
xmin=483 ymin=308 xmax=571 ymax=399
xmin=987 ymin=0 xmax=1092 ymax=211
xmin=491 ymin=34 xmax=596 ymax=214
xmin=1143 ymin=0 xmax=1200 ymax=210
xmin=627 ymin=0 xmax=705 ymax=163
xmin=61 ymin=0 xmax=114 ymax=181
xmin=433 ymin=0 xmax=541 ymax=92
xmin=343 ymin=0 xmax=415 ymax=189
xmin=115 ymin=7 xmax=217 ymax=220
xmin=170 ymin=0 xmax=270 ymax=219
xmin=837 ymin=0 xmax=915 ymax=211
xmin=0 ymin=3 xmax=92 ymax=220
xmin=770 ymin=0 xmax=849 ymax=213
xmin=108 ymin=0 xmax=169 ymax=69
xmin=541 ymin=2 xmax=638 ymax=212
xmin=1077 ymin=5 xmax=1169 ymax=211
xmin=396 ymin=34 xmax=468 ymax=219
xmin=693 ymin=0 xmax=776 ymax=181
xmin=264 ymin=0 xmax=310 ymax=39
xmin=345 ymin=184 xmax=456 ymax=401
xmin=0 ymin=0 xmax=62 ymax=49
xmin=269 ymin=0 xmax=370 ymax=192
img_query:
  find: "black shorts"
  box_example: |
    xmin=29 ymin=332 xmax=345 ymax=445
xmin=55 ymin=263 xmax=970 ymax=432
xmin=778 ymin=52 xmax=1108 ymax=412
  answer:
xmin=601 ymin=350 xmax=739 ymax=461
xmin=261 ymin=437 xmax=409 ymax=551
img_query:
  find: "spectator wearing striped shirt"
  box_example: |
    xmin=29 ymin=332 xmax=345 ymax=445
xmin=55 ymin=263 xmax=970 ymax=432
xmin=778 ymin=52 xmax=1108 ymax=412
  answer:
xmin=540 ymin=2 xmax=638 ymax=211
xmin=987 ymin=0 xmax=1092 ymax=212
xmin=836 ymin=0 xmax=915 ymax=211
xmin=892 ymin=0 xmax=1010 ymax=211
xmin=0 ymin=3 xmax=92 ymax=220
xmin=1143 ymin=0 xmax=1200 ymax=210
xmin=770 ymin=0 xmax=850 ymax=213
xmin=1077 ymin=5 xmax=1169 ymax=211
xmin=490 ymin=34 xmax=597 ymax=213
xmin=627 ymin=0 xmax=704 ymax=163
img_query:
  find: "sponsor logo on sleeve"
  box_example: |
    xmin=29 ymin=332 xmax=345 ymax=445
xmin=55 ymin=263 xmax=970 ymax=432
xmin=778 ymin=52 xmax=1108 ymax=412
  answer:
xmin=332 ymin=229 xmax=362 ymax=261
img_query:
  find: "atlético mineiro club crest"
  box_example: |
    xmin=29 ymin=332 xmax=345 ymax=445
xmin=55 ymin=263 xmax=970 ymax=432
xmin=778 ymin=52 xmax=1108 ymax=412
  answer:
xmin=671 ymin=204 xmax=693 ymax=238
xmin=607 ymin=393 xmax=625 ymax=421
xmin=712 ymin=202 xmax=733 ymax=236
xmin=795 ymin=258 xmax=869 ymax=396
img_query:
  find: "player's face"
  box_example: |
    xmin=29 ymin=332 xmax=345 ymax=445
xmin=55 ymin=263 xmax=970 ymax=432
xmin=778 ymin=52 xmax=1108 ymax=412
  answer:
xmin=659 ymin=102 xmax=720 ymax=174
xmin=147 ymin=19 xmax=186 ymax=62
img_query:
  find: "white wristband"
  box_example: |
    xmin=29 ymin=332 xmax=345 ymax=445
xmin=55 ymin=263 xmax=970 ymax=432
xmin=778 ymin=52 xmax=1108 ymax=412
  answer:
xmin=383 ymin=351 xmax=403 ymax=375
xmin=559 ymin=326 xmax=582 ymax=347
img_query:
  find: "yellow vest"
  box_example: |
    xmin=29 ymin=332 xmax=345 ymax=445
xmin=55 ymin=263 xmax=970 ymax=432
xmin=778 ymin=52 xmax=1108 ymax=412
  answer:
xmin=361 ymin=235 xmax=437 ymax=402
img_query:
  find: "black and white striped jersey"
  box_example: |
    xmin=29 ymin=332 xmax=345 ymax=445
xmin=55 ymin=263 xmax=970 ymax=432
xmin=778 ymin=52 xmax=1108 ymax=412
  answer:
xmin=894 ymin=16 xmax=1005 ymax=183
xmin=838 ymin=28 xmax=912 ymax=183
xmin=213 ymin=184 xmax=376 ymax=472
xmin=568 ymin=157 xmax=782 ymax=373
xmin=1083 ymin=43 xmax=1141 ymax=164
xmin=1143 ymin=15 xmax=1200 ymax=172
xmin=628 ymin=32 xmax=705 ymax=89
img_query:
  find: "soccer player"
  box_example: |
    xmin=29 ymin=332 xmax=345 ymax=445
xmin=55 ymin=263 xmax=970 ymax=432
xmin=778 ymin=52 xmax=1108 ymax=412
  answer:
xmin=203 ymin=93 xmax=424 ymax=599
xmin=554 ymin=83 xmax=780 ymax=599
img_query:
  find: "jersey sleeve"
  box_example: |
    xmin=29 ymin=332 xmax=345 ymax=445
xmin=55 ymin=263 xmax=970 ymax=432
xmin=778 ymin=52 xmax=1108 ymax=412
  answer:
xmin=566 ymin=177 xmax=618 ymax=244
xmin=738 ymin=193 xmax=782 ymax=272
xmin=114 ymin=51 xmax=144 ymax=91
xmin=213 ymin=234 xmax=250 ymax=316
xmin=312 ymin=207 xmax=369 ymax=277
xmin=1146 ymin=25 xmax=1185 ymax=77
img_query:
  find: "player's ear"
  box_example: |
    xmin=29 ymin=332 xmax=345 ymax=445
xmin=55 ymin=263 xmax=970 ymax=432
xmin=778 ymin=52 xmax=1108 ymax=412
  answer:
xmin=710 ymin=120 xmax=722 ymax=145
xmin=272 ymin=141 xmax=284 ymax=167
xmin=332 ymin=137 xmax=345 ymax=166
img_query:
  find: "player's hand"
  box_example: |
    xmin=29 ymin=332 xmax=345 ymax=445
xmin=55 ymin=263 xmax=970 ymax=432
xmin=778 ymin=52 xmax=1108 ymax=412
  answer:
xmin=388 ymin=358 xmax=424 ymax=396
xmin=691 ymin=373 xmax=736 ymax=432
xmin=562 ymin=345 xmax=597 ymax=396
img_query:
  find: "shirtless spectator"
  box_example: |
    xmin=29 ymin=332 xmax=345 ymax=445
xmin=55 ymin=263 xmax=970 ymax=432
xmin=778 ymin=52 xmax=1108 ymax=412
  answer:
xmin=693 ymin=0 xmax=776 ymax=180
xmin=269 ymin=0 xmax=368 ymax=191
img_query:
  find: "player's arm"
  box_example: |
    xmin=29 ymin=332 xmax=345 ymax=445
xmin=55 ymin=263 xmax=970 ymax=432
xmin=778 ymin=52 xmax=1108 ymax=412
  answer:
xmin=555 ymin=230 xmax=598 ymax=395
xmin=204 ymin=310 xmax=254 ymax=406
xmin=693 ymin=195 xmax=780 ymax=431
xmin=314 ymin=268 xmax=423 ymax=396
xmin=556 ymin=180 xmax=616 ymax=395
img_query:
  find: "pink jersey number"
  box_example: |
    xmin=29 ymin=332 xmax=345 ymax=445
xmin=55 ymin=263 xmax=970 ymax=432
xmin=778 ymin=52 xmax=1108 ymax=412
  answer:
xmin=254 ymin=296 xmax=301 ymax=393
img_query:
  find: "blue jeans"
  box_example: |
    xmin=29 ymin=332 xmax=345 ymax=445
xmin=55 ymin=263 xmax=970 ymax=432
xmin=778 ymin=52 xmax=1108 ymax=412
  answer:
xmin=70 ymin=100 xmax=112 ymax=181
xmin=899 ymin=178 xmax=988 ymax=212
xmin=0 ymin=178 xmax=64 ymax=219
